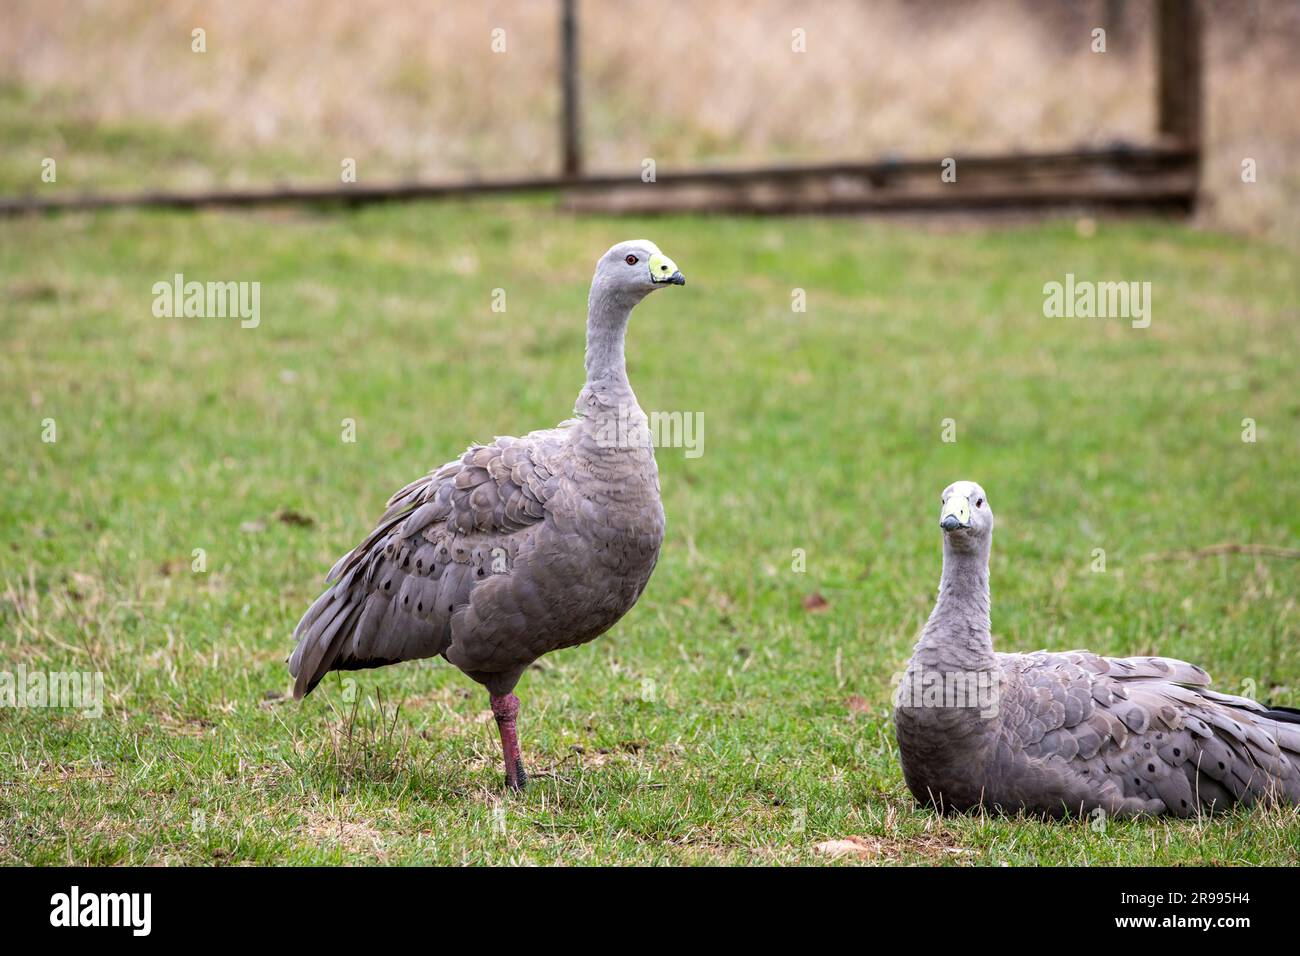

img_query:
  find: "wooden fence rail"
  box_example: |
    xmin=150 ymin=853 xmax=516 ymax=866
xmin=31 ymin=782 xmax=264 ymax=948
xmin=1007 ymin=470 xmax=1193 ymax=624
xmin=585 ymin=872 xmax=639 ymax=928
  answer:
xmin=0 ymin=0 xmax=1201 ymax=218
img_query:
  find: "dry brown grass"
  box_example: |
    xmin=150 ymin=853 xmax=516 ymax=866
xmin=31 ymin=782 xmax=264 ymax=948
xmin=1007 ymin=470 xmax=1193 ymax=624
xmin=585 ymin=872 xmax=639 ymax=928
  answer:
xmin=2 ymin=1 xmax=1298 ymax=231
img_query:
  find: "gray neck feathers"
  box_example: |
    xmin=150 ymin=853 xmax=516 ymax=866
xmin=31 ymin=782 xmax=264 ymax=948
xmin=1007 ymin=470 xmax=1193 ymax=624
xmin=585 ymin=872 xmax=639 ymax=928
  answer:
xmin=579 ymin=276 xmax=641 ymax=415
xmin=895 ymin=534 xmax=999 ymax=790
xmin=914 ymin=536 xmax=996 ymax=674
xmin=573 ymin=276 xmax=657 ymax=480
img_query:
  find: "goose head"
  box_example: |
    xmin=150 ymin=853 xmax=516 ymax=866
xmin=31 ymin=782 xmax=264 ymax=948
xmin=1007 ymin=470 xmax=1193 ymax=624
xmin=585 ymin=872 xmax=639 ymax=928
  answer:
xmin=592 ymin=240 xmax=685 ymax=304
xmin=939 ymin=480 xmax=994 ymax=550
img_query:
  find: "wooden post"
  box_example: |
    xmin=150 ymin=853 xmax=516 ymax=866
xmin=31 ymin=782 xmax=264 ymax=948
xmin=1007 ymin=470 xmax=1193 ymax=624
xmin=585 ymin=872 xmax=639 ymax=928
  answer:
xmin=1156 ymin=0 xmax=1202 ymax=149
xmin=560 ymin=0 xmax=582 ymax=177
xmin=1103 ymin=0 xmax=1127 ymax=53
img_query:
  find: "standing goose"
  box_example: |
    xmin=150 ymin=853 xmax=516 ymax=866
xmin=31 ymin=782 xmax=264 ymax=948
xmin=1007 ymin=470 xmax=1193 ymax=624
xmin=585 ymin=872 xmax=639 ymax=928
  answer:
xmin=289 ymin=240 xmax=685 ymax=791
xmin=895 ymin=480 xmax=1300 ymax=818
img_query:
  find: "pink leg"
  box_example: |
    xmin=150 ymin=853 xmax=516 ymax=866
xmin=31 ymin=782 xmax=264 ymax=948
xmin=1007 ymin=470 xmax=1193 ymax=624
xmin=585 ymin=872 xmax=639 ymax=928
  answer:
xmin=490 ymin=693 xmax=527 ymax=792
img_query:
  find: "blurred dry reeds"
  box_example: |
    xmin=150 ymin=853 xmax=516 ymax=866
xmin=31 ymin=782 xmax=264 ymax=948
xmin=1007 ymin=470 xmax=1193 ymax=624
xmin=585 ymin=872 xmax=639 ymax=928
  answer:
xmin=2 ymin=0 xmax=1297 ymax=238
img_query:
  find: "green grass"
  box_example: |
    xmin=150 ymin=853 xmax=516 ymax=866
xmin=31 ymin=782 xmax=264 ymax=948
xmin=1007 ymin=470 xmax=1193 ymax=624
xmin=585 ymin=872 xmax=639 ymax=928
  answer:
xmin=0 ymin=82 xmax=333 ymax=198
xmin=1 ymin=200 xmax=1297 ymax=865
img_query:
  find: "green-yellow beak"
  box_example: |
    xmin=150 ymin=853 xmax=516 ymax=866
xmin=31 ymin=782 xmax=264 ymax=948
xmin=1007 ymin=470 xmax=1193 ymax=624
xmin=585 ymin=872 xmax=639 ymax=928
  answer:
xmin=940 ymin=495 xmax=971 ymax=531
xmin=648 ymin=252 xmax=685 ymax=285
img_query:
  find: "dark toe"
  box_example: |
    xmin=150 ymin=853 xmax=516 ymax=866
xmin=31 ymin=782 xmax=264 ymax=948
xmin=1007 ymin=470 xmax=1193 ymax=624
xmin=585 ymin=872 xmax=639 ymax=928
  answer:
xmin=505 ymin=758 xmax=528 ymax=792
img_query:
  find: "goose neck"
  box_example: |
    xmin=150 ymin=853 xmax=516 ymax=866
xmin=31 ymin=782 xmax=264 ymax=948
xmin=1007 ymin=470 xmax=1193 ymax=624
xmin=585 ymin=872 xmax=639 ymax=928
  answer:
xmin=915 ymin=540 xmax=996 ymax=674
xmin=583 ymin=283 xmax=636 ymax=387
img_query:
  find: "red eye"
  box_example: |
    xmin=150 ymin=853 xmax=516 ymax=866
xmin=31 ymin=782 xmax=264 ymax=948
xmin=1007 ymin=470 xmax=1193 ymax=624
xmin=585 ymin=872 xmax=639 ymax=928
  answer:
xmin=625 ymin=254 xmax=638 ymax=265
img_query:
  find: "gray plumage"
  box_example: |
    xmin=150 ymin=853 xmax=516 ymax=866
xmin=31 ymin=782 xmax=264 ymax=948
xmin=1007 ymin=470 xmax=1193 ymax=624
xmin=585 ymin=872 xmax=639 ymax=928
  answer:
xmin=895 ymin=480 xmax=1300 ymax=818
xmin=289 ymin=240 xmax=684 ymax=786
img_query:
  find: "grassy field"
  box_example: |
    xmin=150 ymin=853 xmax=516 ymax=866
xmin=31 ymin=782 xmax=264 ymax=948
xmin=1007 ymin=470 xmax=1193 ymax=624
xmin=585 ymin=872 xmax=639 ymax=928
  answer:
xmin=1 ymin=200 xmax=1298 ymax=865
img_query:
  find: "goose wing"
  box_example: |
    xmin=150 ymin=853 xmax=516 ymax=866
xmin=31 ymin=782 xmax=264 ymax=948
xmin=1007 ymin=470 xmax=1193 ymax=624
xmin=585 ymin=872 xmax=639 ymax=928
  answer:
xmin=999 ymin=651 xmax=1300 ymax=815
xmin=287 ymin=428 xmax=568 ymax=698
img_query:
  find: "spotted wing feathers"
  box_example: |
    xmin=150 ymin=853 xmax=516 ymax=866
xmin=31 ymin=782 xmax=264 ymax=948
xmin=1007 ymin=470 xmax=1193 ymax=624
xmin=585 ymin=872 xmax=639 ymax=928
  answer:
xmin=287 ymin=432 xmax=563 ymax=699
xmin=1000 ymin=651 xmax=1300 ymax=816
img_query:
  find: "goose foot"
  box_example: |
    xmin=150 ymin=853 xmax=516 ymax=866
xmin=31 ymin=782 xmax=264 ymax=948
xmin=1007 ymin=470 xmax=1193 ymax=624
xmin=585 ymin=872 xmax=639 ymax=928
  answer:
xmin=491 ymin=693 xmax=527 ymax=792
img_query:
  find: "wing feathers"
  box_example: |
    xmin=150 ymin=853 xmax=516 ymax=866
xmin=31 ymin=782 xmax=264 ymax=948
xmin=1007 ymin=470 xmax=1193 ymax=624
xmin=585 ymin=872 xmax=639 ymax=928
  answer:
xmin=1002 ymin=650 xmax=1300 ymax=815
xmin=288 ymin=432 xmax=562 ymax=696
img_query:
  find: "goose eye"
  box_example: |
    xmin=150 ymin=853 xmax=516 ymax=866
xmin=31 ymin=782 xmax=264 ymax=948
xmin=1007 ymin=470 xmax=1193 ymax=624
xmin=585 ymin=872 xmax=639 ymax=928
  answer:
xmin=624 ymin=254 xmax=638 ymax=265
xmin=976 ymin=498 xmax=984 ymax=508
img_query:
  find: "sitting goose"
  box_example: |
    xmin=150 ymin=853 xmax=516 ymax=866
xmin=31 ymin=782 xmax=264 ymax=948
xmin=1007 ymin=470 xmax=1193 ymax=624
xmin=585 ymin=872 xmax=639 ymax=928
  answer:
xmin=289 ymin=240 xmax=685 ymax=791
xmin=895 ymin=480 xmax=1300 ymax=818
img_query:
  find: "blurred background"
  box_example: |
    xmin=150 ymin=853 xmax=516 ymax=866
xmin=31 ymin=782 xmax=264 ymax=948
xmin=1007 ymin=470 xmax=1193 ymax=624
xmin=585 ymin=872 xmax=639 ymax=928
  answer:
xmin=3 ymin=0 xmax=1299 ymax=239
